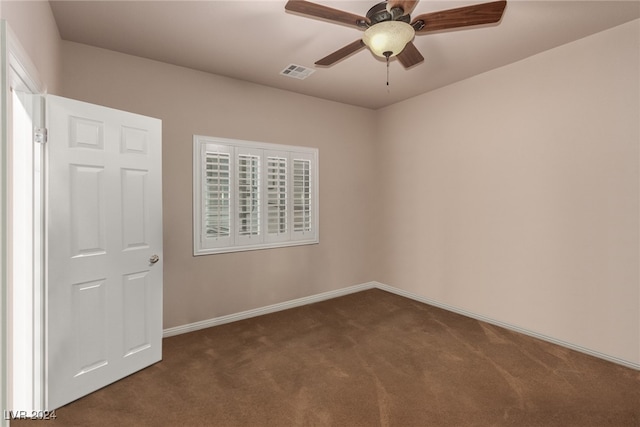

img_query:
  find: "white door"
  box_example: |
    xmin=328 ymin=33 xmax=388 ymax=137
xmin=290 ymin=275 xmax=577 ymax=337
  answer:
xmin=45 ymin=95 xmax=163 ymax=410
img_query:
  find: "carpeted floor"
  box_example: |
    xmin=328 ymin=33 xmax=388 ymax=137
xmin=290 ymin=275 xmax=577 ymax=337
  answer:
xmin=11 ymin=289 xmax=640 ymax=426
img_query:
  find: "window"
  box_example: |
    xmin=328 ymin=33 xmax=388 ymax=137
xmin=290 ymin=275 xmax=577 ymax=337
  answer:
xmin=194 ymin=135 xmax=318 ymax=255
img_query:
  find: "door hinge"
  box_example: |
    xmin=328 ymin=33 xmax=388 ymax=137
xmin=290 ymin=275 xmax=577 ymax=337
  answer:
xmin=34 ymin=127 xmax=48 ymax=144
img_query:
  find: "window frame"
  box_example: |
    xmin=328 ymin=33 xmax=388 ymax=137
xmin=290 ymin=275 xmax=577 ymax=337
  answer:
xmin=193 ymin=135 xmax=319 ymax=256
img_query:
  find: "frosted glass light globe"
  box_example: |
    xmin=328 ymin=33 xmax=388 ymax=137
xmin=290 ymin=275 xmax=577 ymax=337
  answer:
xmin=362 ymin=21 xmax=415 ymax=58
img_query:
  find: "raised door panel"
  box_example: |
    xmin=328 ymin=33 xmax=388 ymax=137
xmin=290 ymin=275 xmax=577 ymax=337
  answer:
xmin=121 ymin=168 xmax=149 ymax=251
xmin=69 ymin=165 xmax=106 ymax=257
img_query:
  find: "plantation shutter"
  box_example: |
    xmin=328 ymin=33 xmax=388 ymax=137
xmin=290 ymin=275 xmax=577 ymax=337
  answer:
xmin=236 ymin=147 xmax=262 ymax=245
xmin=291 ymin=152 xmax=314 ymax=240
xmin=198 ymin=143 xmax=233 ymax=250
xmin=194 ymin=135 xmax=318 ymax=255
xmin=265 ymin=151 xmax=290 ymax=243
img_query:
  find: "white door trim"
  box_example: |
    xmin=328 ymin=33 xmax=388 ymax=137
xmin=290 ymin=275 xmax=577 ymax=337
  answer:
xmin=1 ymin=19 xmax=46 ymax=421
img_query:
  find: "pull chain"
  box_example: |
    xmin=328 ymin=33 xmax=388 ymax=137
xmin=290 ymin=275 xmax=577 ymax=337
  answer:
xmin=387 ymin=56 xmax=390 ymax=86
xmin=384 ymin=51 xmax=392 ymax=88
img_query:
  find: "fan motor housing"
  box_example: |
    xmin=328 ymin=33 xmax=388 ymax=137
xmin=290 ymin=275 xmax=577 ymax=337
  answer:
xmin=366 ymin=2 xmax=411 ymax=26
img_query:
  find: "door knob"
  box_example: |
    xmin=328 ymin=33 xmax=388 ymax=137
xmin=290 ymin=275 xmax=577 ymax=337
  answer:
xmin=149 ymin=254 xmax=160 ymax=264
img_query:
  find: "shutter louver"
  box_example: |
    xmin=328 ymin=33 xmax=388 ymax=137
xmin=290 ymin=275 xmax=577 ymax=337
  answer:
xmin=267 ymin=156 xmax=287 ymax=235
xmin=204 ymin=151 xmax=230 ymax=238
xmin=293 ymin=158 xmax=311 ymax=233
xmin=237 ymin=154 xmax=260 ymax=237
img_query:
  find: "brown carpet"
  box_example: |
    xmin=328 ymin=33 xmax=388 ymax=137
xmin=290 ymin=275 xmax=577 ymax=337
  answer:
xmin=12 ymin=289 xmax=640 ymax=426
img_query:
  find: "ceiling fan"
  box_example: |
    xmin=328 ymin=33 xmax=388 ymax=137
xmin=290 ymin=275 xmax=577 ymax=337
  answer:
xmin=285 ymin=0 xmax=507 ymax=68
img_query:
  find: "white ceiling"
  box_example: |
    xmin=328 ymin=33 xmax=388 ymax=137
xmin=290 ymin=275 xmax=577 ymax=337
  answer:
xmin=49 ymin=0 xmax=640 ymax=110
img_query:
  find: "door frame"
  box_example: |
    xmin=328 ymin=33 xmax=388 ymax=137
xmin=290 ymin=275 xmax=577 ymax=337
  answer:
xmin=1 ymin=19 xmax=46 ymax=419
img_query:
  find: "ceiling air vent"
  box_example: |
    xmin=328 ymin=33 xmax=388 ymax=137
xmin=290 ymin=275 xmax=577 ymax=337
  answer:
xmin=280 ymin=64 xmax=315 ymax=80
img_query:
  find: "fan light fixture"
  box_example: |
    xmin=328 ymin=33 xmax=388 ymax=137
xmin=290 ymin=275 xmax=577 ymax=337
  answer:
xmin=362 ymin=21 xmax=415 ymax=58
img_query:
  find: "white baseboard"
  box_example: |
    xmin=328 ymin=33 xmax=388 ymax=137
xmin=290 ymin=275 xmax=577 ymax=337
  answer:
xmin=163 ymin=280 xmax=640 ymax=371
xmin=373 ymin=281 xmax=640 ymax=371
xmin=162 ymin=282 xmax=376 ymax=338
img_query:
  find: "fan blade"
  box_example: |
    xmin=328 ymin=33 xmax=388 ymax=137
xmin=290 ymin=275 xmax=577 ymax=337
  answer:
xmin=412 ymin=0 xmax=506 ymax=34
xmin=315 ymin=39 xmax=366 ymax=66
xmin=396 ymin=41 xmax=424 ymax=68
xmin=387 ymin=0 xmax=420 ymax=16
xmin=285 ymin=0 xmax=369 ymax=29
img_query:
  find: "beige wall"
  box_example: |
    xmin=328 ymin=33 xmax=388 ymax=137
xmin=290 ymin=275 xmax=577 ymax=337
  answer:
xmin=376 ymin=20 xmax=640 ymax=365
xmin=2 ymin=0 xmax=638 ymax=367
xmin=0 ymin=0 xmax=61 ymax=94
xmin=59 ymin=42 xmax=380 ymax=329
